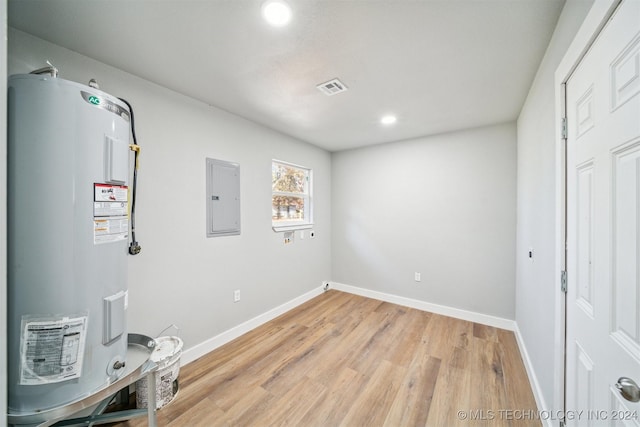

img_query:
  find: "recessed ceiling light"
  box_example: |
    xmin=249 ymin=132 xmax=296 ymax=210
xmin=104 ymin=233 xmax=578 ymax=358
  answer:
xmin=380 ymin=115 xmax=397 ymax=125
xmin=262 ymin=0 xmax=292 ymax=27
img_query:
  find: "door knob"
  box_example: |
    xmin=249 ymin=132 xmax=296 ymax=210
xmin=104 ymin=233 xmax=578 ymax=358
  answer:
xmin=615 ymin=377 xmax=640 ymax=403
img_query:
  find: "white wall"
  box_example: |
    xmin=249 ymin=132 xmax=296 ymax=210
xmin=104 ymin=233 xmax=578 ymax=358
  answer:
xmin=1 ymin=0 xmax=7 ymax=424
xmin=7 ymin=28 xmax=331 ymax=355
xmin=515 ymin=0 xmax=594 ymax=412
xmin=332 ymin=123 xmax=517 ymax=319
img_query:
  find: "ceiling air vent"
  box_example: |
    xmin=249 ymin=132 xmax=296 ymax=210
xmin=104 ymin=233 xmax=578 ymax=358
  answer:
xmin=316 ymin=78 xmax=348 ymax=96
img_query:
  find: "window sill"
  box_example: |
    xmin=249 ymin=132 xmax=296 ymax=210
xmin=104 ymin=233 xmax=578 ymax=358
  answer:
xmin=272 ymin=223 xmax=314 ymax=233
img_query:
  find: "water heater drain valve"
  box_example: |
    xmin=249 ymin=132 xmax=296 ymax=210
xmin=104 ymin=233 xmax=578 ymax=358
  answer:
xmin=107 ymin=355 xmax=127 ymax=377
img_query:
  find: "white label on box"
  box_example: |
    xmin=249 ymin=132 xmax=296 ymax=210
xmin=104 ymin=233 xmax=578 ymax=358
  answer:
xmin=94 ymin=201 xmax=128 ymax=217
xmin=19 ymin=316 xmax=88 ymax=385
xmin=94 ymin=216 xmax=129 ymax=244
xmin=94 ymin=183 xmax=128 ymax=202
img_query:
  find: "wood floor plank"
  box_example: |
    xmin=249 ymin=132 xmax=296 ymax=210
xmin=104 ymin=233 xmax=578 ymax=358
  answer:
xmin=214 ymin=386 xmax=269 ymax=426
xmin=306 ymin=308 xmax=390 ymax=383
xmin=297 ymin=367 xmax=368 ymax=427
xmin=209 ymin=325 xmax=324 ymax=411
xmin=383 ymin=353 xmax=441 ymax=427
xmin=339 ymin=359 xmax=406 ymax=427
xmin=345 ymin=308 xmax=408 ymax=378
xmin=259 ymin=322 xmax=336 ymax=395
xmin=112 ymin=291 xmax=540 ymax=427
xmin=257 ymin=376 xmax=326 ymax=426
xmin=168 ymin=324 xmax=310 ymax=417
xmin=270 ymin=289 xmax=343 ymax=328
xmin=174 ymin=322 xmax=296 ymax=398
xmin=474 ymin=322 xmax=500 ymax=343
xmin=497 ymin=329 xmax=541 ymax=427
xmin=467 ymin=338 xmax=509 ymax=427
xmin=422 ymin=313 xmax=470 ymax=360
xmin=162 ymin=396 xmax=226 ymax=427
xmin=425 ymin=364 xmax=472 ymax=426
xmin=379 ymin=306 xmax=431 ymax=368
xmin=226 ymin=387 xmax=282 ymax=427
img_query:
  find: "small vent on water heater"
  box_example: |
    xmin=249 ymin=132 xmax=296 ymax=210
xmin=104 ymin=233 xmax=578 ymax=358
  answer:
xmin=316 ymin=78 xmax=348 ymax=96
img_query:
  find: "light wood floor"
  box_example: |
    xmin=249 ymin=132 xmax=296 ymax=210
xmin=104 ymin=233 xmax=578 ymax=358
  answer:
xmin=116 ymin=290 xmax=540 ymax=426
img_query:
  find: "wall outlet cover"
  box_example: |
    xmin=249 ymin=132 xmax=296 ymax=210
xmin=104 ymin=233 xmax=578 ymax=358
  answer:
xmin=284 ymin=231 xmax=294 ymax=244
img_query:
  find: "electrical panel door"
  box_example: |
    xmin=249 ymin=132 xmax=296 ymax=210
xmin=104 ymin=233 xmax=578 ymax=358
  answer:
xmin=206 ymin=158 xmax=240 ymax=237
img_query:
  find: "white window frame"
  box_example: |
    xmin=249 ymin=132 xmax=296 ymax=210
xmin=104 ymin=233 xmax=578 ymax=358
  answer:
xmin=272 ymin=159 xmax=313 ymax=232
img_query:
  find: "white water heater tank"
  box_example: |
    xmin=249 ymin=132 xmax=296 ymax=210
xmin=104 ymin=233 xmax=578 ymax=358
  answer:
xmin=8 ymin=74 xmax=130 ymax=413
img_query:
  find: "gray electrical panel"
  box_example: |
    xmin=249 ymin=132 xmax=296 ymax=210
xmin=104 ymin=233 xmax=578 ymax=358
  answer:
xmin=206 ymin=158 xmax=240 ymax=237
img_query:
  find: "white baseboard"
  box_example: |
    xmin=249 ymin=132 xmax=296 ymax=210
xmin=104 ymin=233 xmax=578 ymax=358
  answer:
xmin=329 ymin=281 xmax=516 ymax=330
xmin=181 ymin=286 xmax=324 ymax=366
xmin=513 ymin=325 xmax=553 ymax=427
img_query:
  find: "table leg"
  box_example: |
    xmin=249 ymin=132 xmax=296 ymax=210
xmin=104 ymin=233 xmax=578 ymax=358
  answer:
xmin=146 ymin=373 xmax=157 ymax=427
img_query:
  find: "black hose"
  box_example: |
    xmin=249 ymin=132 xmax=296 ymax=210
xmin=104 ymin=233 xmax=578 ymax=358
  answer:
xmin=118 ymin=97 xmax=141 ymax=255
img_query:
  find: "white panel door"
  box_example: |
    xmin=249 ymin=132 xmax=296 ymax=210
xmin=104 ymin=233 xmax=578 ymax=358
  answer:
xmin=566 ymin=0 xmax=640 ymax=425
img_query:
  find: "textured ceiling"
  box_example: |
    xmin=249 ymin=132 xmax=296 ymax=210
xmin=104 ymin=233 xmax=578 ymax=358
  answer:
xmin=8 ymin=0 xmax=565 ymax=151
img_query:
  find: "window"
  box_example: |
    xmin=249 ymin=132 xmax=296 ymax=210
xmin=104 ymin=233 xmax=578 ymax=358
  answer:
xmin=272 ymin=160 xmax=312 ymax=231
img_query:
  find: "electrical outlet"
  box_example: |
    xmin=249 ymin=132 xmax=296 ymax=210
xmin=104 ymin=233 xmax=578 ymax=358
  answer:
xmin=414 ymin=272 xmax=421 ymax=282
xmin=234 ymin=289 xmax=241 ymax=302
xmin=284 ymin=231 xmax=294 ymax=244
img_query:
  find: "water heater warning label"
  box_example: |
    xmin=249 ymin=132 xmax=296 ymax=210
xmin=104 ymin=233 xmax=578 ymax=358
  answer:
xmin=95 ymin=183 xmax=128 ymax=202
xmin=19 ymin=316 xmax=88 ymax=385
xmin=94 ymin=202 xmax=127 ymax=217
xmin=94 ymin=183 xmax=129 ymax=244
xmin=94 ymin=217 xmax=129 ymax=244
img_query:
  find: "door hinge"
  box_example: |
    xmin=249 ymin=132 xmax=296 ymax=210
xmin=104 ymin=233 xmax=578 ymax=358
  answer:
xmin=561 ymin=117 xmax=568 ymax=139
xmin=561 ymin=270 xmax=567 ymax=293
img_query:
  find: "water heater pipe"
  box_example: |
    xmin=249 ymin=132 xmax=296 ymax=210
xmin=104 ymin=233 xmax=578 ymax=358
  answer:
xmin=29 ymin=61 xmax=58 ymax=78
